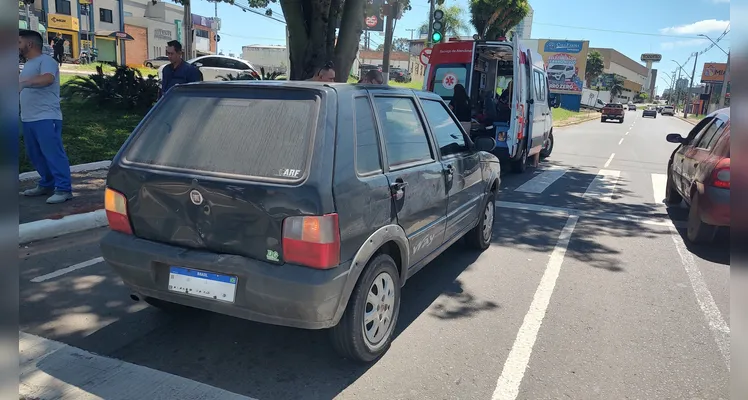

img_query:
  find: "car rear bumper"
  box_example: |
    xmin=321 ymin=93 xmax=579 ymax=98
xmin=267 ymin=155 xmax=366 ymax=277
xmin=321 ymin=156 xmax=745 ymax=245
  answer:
xmin=602 ymin=114 xmax=624 ymax=119
xmin=100 ymin=231 xmax=351 ymax=329
xmin=700 ymin=186 xmax=730 ymax=227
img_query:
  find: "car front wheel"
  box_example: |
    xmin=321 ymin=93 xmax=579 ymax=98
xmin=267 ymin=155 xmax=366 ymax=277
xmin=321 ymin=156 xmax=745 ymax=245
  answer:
xmin=687 ymin=193 xmax=717 ymax=243
xmin=330 ymin=253 xmax=401 ymax=363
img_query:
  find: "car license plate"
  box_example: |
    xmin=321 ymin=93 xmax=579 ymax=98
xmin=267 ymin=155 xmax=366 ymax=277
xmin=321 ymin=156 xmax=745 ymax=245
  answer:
xmin=168 ymin=266 xmax=237 ymax=303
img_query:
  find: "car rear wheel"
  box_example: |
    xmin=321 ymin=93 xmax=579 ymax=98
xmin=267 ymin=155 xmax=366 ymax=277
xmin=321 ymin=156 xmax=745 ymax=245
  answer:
xmin=511 ymin=147 xmax=527 ymax=173
xmin=540 ymin=131 xmax=554 ymax=159
xmin=687 ymin=193 xmax=717 ymax=243
xmin=465 ymin=192 xmax=496 ymax=250
xmin=601 ymin=118 xmax=606 ymax=123
xmin=145 ymin=62 xmax=153 ymax=68
xmin=330 ymin=253 xmax=401 ymax=363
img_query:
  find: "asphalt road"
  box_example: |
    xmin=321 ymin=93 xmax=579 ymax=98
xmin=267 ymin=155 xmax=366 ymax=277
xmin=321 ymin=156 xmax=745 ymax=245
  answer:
xmin=19 ymin=110 xmax=730 ymax=400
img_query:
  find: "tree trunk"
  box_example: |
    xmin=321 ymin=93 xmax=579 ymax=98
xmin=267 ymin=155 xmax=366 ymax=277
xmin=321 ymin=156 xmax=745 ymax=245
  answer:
xmin=334 ymin=0 xmax=365 ymax=81
xmin=183 ymin=1 xmax=192 ymax=59
xmin=381 ymin=2 xmax=396 ymax=82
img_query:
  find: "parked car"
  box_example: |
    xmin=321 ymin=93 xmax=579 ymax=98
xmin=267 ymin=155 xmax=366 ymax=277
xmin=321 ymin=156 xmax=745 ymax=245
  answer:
xmin=601 ymin=103 xmax=625 ymax=123
xmin=642 ymin=107 xmax=657 ymax=118
xmin=665 ymin=108 xmax=730 ymax=243
xmin=144 ymin=56 xmax=170 ymax=69
xmin=158 ymin=55 xmax=256 ymax=82
xmin=628 ymin=104 xmax=636 ymax=111
xmin=390 ymin=67 xmax=412 ymax=83
xmin=100 ymin=82 xmax=502 ymax=362
xmin=661 ymin=105 xmax=675 ymax=116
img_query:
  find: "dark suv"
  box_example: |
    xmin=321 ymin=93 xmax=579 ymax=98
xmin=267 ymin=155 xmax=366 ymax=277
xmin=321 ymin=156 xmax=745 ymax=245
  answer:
xmin=100 ymin=82 xmax=502 ymax=362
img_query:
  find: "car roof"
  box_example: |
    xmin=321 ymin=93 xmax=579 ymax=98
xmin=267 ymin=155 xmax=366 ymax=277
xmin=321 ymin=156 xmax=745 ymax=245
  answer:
xmin=172 ymin=80 xmax=441 ymax=99
xmin=708 ymin=107 xmax=730 ymax=120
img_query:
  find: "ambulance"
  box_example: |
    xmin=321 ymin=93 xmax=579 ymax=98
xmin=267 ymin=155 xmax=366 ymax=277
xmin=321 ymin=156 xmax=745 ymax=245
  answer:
xmin=423 ymin=36 xmax=559 ymax=173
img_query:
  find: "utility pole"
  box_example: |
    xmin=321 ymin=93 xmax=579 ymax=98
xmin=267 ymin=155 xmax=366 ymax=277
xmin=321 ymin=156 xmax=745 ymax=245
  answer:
xmin=684 ymin=52 xmax=698 ymax=118
xmin=214 ymin=0 xmax=219 ymax=54
xmin=24 ymin=1 xmax=32 ymax=30
xmin=406 ymin=28 xmax=416 ymax=73
xmin=381 ymin=0 xmax=398 ymax=83
xmin=674 ymin=68 xmax=681 ymax=110
xmin=718 ymin=51 xmax=729 ymax=108
xmin=183 ymin=1 xmax=192 ymax=59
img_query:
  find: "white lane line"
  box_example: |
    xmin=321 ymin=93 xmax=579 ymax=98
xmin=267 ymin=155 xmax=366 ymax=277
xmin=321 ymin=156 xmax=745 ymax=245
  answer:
xmin=30 ymin=257 xmax=104 ymax=283
xmin=491 ymin=216 xmax=579 ymax=400
xmin=625 ymin=131 xmax=629 ymax=136
xmin=603 ymin=153 xmax=615 ymax=168
xmin=618 ymin=138 xmax=625 ymax=145
xmin=515 ymin=167 xmax=568 ymax=194
xmin=20 ymin=331 xmax=257 ymax=400
xmin=651 ymin=173 xmax=667 ymax=205
xmin=668 ymin=227 xmax=731 ymax=369
xmin=582 ymin=169 xmax=621 ymax=201
xmin=496 ymin=201 xmax=686 ymax=228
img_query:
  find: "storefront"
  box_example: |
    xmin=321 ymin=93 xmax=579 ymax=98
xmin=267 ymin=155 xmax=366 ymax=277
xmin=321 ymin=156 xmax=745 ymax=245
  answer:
xmin=46 ymin=13 xmax=80 ymax=59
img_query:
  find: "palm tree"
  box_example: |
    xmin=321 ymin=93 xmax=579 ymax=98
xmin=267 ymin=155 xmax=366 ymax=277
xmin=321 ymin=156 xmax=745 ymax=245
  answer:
xmin=469 ymin=0 xmax=530 ymax=40
xmin=419 ymin=5 xmax=470 ymax=38
xmin=609 ymin=76 xmax=625 ymax=102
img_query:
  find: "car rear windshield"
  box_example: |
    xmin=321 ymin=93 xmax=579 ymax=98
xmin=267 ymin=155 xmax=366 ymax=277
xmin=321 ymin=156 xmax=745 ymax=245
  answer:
xmin=605 ymin=103 xmax=623 ymax=108
xmin=123 ymin=87 xmax=319 ymax=180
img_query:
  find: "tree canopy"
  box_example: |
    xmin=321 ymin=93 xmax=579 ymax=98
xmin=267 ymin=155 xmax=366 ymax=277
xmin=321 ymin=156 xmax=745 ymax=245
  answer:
xmin=585 ymin=50 xmax=605 ymax=88
xmin=469 ymin=0 xmax=529 ymax=40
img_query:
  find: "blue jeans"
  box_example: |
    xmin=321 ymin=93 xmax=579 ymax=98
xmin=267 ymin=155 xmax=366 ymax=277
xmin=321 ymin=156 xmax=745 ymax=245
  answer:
xmin=22 ymin=119 xmax=72 ymax=192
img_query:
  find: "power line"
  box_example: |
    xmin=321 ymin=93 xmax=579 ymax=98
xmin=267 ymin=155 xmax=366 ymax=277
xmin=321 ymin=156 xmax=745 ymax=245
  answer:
xmin=228 ymin=0 xmax=287 ymax=24
xmin=532 ymin=21 xmax=731 ymax=39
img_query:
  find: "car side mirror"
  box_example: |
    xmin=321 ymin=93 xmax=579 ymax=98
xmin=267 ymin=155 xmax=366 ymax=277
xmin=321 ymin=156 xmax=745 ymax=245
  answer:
xmin=474 ymin=137 xmax=496 ymax=152
xmin=666 ymin=133 xmax=686 ymax=144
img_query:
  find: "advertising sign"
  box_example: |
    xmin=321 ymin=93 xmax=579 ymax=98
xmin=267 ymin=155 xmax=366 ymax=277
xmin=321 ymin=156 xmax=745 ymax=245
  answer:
xmin=48 ymin=14 xmax=79 ymax=31
xmin=640 ymin=53 xmax=662 ymax=62
xmin=537 ymin=39 xmax=589 ymax=95
xmin=364 ymin=0 xmax=385 ymax=31
xmin=701 ymin=63 xmax=727 ymax=83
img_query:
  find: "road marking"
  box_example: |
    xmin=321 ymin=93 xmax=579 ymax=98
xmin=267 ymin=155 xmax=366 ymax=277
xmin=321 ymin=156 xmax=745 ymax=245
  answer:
xmin=618 ymin=138 xmax=625 ymax=145
xmin=30 ymin=257 xmax=104 ymax=283
xmin=491 ymin=216 xmax=579 ymax=400
xmin=496 ymin=201 xmax=686 ymax=228
xmin=514 ymin=167 xmax=568 ymax=194
xmin=603 ymin=153 xmax=615 ymax=168
xmin=667 ymin=226 xmax=731 ymax=369
xmin=20 ymin=331 xmax=257 ymax=400
xmin=651 ymin=173 xmax=667 ymax=204
xmin=582 ymin=169 xmax=621 ymax=201
xmin=625 ymin=131 xmax=629 ymax=136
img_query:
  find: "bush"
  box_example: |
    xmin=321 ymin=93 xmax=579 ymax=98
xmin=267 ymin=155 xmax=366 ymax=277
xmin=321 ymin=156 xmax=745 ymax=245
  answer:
xmin=219 ymin=67 xmax=285 ymax=81
xmin=61 ymin=65 xmax=159 ymax=111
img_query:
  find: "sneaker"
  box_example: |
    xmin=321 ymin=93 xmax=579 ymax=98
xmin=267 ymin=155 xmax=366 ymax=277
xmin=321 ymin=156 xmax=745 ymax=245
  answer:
xmin=22 ymin=186 xmax=54 ymax=197
xmin=46 ymin=191 xmax=73 ymax=204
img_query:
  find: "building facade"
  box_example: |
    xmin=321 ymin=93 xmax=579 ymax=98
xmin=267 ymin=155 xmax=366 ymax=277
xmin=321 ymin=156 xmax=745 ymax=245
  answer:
xmin=588 ymin=48 xmax=648 ymax=103
xmin=510 ymin=4 xmax=533 ymax=39
xmin=241 ymin=45 xmax=288 ymax=73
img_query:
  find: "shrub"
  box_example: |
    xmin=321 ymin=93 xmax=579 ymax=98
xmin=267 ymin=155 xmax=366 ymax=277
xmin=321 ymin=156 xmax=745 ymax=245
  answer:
xmin=61 ymin=65 xmax=159 ymax=111
xmin=218 ymin=67 xmax=285 ymax=81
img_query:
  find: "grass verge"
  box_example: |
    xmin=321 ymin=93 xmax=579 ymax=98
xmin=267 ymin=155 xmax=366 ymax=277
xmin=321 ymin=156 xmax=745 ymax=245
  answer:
xmin=19 ymin=101 xmax=145 ymax=173
xmin=551 ymin=107 xmax=597 ymax=122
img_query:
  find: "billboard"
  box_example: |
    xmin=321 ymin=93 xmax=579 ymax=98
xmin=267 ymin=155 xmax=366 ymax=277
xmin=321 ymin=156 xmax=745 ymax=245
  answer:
xmin=701 ymin=63 xmax=727 ymax=83
xmin=537 ymin=39 xmax=589 ymax=95
xmin=640 ymin=53 xmax=662 ymax=62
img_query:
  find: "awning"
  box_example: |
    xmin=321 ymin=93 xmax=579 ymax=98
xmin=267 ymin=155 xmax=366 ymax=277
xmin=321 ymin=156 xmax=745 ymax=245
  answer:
xmin=19 ymin=20 xmax=47 ymax=33
xmin=108 ymin=31 xmax=134 ymax=41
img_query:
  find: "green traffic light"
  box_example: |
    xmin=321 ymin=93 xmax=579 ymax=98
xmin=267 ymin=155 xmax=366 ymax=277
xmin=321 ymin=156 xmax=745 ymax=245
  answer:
xmin=432 ymin=31 xmax=443 ymax=43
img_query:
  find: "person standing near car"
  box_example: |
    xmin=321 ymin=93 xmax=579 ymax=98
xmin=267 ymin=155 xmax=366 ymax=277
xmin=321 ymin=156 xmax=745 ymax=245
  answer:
xmin=19 ymin=29 xmax=73 ymax=204
xmin=358 ymin=69 xmax=384 ymax=84
xmin=449 ymin=84 xmax=472 ymax=133
xmin=308 ymin=61 xmax=336 ymax=82
xmin=160 ymin=40 xmax=202 ymax=98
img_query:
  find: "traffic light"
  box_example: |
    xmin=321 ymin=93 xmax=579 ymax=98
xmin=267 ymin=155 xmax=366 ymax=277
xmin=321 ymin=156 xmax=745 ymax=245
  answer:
xmin=432 ymin=9 xmax=444 ymax=43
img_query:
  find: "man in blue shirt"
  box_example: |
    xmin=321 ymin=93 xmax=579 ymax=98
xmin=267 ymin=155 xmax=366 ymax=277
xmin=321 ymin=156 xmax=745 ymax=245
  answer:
xmin=160 ymin=40 xmax=202 ymax=97
xmin=19 ymin=29 xmax=73 ymax=204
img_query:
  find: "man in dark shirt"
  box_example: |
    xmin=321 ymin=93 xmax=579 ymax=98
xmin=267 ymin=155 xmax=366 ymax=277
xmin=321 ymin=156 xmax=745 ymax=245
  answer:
xmin=160 ymin=40 xmax=202 ymax=97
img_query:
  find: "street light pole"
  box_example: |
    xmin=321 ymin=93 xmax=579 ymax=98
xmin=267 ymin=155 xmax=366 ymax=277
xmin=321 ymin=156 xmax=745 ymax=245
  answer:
xmin=406 ymin=28 xmax=416 ymax=74
xmin=427 ymin=0 xmax=435 ymax=47
xmin=718 ymin=51 xmax=729 ymax=107
xmin=684 ymin=52 xmax=698 ymax=118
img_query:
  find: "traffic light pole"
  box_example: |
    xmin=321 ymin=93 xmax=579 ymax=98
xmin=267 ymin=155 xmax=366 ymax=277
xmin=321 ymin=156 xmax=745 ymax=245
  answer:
xmin=428 ymin=0 xmax=435 ymax=47
xmin=684 ymin=52 xmax=698 ymax=119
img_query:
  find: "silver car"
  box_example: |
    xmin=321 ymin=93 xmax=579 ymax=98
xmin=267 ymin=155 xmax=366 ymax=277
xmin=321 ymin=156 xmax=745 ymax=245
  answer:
xmin=144 ymin=56 xmax=170 ymax=69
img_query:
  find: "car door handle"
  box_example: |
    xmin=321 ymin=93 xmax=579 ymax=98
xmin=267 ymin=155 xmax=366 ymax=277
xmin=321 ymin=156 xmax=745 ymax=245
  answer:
xmin=390 ymin=180 xmax=408 ymax=200
xmin=444 ymin=164 xmax=455 ymax=175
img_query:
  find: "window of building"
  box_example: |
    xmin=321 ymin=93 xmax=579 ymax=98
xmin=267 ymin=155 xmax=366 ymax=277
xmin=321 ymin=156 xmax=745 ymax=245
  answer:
xmin=99 ymin=8 xmax=113 ymax=23
xmin=196 ymin=29 xmax=210 ymax=38
xmin=55 ymin=0 xmax=71 ymax=15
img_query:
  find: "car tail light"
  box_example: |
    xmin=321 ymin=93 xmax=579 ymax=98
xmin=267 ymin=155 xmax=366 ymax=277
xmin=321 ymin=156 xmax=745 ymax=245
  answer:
xmin=104 ymin=188 xmax=133 ymax=235
xmin=710 ymin=158 xmax=730 ymax=189
xmin=282 ymin=214 xmax=340 ymax=269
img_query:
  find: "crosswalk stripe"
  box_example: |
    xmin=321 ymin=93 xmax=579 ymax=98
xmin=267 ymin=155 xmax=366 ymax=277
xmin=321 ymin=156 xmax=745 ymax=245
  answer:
xmin=514 ymin=167 xmax=568 ymax=194
xmin=583 ymin=169 xmax=621 ymax=201
xmin=651 ymin=173 xmax=667 ymax=205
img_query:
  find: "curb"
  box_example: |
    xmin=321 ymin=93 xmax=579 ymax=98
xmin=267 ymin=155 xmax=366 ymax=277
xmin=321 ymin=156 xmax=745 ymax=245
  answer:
xmin=19 ymin=160 xmax=111 ymax=181
xmin=675 ymin=116 xmax=697 ymax=125
xmin=19 ymin=209 xmax=107 ymax=244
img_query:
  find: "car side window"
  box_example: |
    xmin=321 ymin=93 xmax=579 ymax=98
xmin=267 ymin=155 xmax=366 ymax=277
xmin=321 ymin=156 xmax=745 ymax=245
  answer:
xmin=373 ymin=97 xmax=433 ymax=168
xmin=194 ymin=57 xmax=216 ymax=68
xmin=354 ymin=97 xmax=383 ymax=174
xmin=421 ymin=99 xmax=468 ymax=157
xmin=686 ymin=117 xmax=714 ymax=142
xmin=538 ymin=71 xmax=546 ymax=102
xmin=533 ymin=72 xmax=542 ymax=101
xmin=695 ymin=119 xmax=725 ymax=150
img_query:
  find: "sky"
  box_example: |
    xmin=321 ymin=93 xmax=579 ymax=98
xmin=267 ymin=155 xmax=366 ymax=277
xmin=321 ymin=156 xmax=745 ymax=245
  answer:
xmin=188 ymin=0 xmax=731 ymax=95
